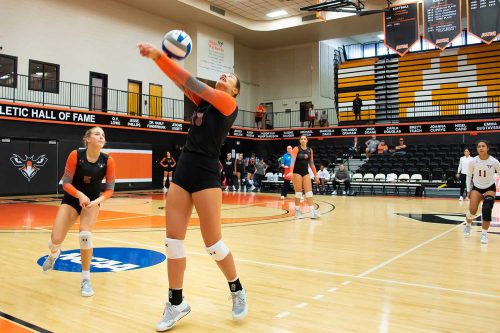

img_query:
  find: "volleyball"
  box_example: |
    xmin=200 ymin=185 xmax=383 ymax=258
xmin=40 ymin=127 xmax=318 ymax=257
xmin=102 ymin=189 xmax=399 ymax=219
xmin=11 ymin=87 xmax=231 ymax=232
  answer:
xmin=161 ymin=30 xmax=192 ymax=60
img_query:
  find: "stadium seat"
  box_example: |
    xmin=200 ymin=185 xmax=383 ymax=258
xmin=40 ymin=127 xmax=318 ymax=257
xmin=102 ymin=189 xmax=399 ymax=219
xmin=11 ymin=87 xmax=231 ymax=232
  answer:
xmin=410 ymin=174 xmax=423 ymax=182
xmin=386 ymin=173 xmax=398 ymax=182
xmin=363 ymin=173 xmax=374 ymax=182
xmin=398 ymin=174 xmax=410 ymax=182
xmin=374 ymin=173 xmax=386 ymax=182
xmin=352 ymin=173 xmax=363 ymax=182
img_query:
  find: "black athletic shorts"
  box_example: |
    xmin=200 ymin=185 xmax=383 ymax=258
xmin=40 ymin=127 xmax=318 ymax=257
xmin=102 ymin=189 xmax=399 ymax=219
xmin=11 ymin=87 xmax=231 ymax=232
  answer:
xmin=163 ymin=167 xmax=173 ymax=172
xmin=61 ymin=193 xmax=99 ymax=215
xmin=172 ymin=151 xmax=221 ymax=193
xmin=472 ymin=183 xmax=496 ymax=195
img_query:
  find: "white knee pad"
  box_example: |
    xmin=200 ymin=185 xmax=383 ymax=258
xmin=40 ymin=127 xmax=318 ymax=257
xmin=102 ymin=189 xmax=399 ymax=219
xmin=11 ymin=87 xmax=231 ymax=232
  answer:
xmin=295 ymin=192 xmax=302 ymax=199
xmin=165 ymin=238 xmax=186 ymax=259
xmin=206 ymin=240 xmax=230 ymax=261
xmin=466 ymin=211 xmax=477 ymax=220
xmin=305 ymin=191 xmax=313 ymax=198
xmin=48 ymin=239 xmax=61 ymax=252
xmin=163 ymin=177 xmax=167 ymax=181
xmin=168 ymin=177 xmax=172 ymax=181
xmin=79 ymin=231 xmax=93 ymax=249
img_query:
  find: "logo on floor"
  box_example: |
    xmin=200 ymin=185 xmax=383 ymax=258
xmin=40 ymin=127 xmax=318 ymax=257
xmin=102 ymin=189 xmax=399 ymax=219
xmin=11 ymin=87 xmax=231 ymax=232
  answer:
xmin=397 ymin=213 xmax=499 ymax=232
xmin=36 ymin=247 xmax=165 ymax=272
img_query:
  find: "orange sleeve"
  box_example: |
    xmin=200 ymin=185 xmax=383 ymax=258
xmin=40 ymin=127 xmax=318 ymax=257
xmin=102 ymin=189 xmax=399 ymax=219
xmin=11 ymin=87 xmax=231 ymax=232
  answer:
xmin=289 ymin=147 xmax=299 ymax=174
xmin=102 ymin=156 xmax=116 ymax=200
xmin=154 ymin=54 xmax=237 ymax=116
xmin=309 ymin=149 xmax=318 ymax=178
xmin=61 ymin=150 xmax=79 ymax=198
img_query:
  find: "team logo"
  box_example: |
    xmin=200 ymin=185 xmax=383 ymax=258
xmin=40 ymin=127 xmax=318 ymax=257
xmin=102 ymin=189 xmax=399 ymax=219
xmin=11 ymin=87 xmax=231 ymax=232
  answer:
xmin=37 ymin=247 xmax=165 ymax=273
xmin=10 ymin=154 xmax=48 ymax=181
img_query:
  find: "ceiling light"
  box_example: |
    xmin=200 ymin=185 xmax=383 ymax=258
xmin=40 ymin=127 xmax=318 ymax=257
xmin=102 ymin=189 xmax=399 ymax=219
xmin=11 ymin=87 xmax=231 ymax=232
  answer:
xmin=267 ymin=10 xmax=288 ymax=18
xmin=377 ymin=34 xmax=385 ymax=40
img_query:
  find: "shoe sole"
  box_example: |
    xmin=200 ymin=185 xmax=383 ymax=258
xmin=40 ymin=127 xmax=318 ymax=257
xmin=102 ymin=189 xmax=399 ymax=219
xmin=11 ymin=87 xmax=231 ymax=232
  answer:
xmin=156 ymin=308 xmax=191 ymax=332
xmin=82 ymin=291 xmax=94 ymax=297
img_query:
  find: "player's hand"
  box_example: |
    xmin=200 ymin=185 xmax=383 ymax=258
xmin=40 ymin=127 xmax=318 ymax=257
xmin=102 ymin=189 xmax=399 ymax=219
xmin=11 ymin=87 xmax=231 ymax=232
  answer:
xmin=314 ymin=178 xmax=319 ymax=185
xmin=137 ymin=42 xmax=162 ymax=60
xmin=77 ymin=192 xmax=91 ymax=207
xmin=86 ymin=200 xmax=100 ymax=209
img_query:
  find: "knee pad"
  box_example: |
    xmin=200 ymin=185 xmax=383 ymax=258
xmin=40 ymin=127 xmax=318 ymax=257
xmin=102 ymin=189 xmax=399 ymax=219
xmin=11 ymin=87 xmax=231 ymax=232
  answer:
xmin=168 ymin=177 xmax=172 ymax=181
xmin=165 ymin=238 xmax=185 ymax=259
xmin=48 ymin=239 xmax=61 ymax=252
xmin=482 ymin=196 xmax=495 ymax=221
xmin=79 ymin=231 xmax=93 ymax=249
xmin=305 ymin=191 xmax=313 ymax=198
xmin=205 ymin=240 xmax=229 ymax=261
xmin=466 ymin=211 xmax=477 ymax=220
xmin=163 ymin=177 xmax=167 ymax=182
xmin=295 ymin=192 xmax=302 ymax=199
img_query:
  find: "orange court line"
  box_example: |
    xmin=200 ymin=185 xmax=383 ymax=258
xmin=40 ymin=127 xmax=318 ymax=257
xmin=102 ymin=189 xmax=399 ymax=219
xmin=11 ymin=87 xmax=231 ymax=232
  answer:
xmin=0 ymin=317 xmax=38 ymax=333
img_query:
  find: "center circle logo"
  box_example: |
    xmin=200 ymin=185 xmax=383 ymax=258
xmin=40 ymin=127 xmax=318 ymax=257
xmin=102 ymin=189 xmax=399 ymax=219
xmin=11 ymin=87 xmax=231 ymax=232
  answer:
xmin=36 ymin=247 xmax=165 ymax=273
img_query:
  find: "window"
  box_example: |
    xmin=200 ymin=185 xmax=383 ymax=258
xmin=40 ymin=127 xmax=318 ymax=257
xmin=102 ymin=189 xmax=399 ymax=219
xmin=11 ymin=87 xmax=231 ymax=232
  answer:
xmin=29 ymin=60 xmax=59 ymax=93
xmin=0 ymin=54 xmax=17 ymax=88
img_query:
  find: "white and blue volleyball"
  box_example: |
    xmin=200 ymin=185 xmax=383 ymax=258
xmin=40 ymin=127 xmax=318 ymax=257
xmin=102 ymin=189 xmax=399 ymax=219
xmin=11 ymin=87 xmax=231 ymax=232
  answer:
xmin=162 ymin=30 xmax=192 ymax=60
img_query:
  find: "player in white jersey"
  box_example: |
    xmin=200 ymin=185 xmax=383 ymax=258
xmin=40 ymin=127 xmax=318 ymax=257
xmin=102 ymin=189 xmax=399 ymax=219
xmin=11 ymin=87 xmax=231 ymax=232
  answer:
xmin=464 ymin=140 xmax=500 ymax=244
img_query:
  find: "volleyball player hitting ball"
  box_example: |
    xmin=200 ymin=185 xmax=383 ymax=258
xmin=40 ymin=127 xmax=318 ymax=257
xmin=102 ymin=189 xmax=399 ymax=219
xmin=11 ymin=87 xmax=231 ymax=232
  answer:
xmin=463 ymin=140 xmax=500 ymax=244
xmin=160 ymin=151 xmax=176 ymax=193
xmin=137 ymin=42 xmax=248 ymax=331
xmin=287 ymin=135 xmax=320 ymax=219
xmin=41 ymin=127 xmax=116 ymax=297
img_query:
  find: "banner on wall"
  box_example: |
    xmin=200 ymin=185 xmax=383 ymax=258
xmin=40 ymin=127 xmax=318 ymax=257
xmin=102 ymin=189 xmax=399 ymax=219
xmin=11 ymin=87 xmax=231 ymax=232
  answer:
xmin=1 ymin=102 xmax=500 ymax=140
xmin=423 ymin=0 xmax=461 ymax=50
xmin=197 ymin=28 xmax=235 ymax=82
xmin=384 ymin=3 xmax=420 ymax=56
xmin=467 ymin=0 xmax=500 ymax=44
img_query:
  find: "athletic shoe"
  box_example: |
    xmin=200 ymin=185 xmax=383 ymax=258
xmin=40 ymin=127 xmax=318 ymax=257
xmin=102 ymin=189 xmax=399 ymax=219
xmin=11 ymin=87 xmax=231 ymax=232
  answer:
xmin=224 ymin=187 xmax=229 ymax=192
xmin=463 ymin=224 xmax=471 ymax=237
xmin=280 ymin=196 xmax=285 ymax=200
xmin=250 ymin=185 xmax=256 ymax=191
xmin=332 ymin=191 xmax=337 ymax=195
xmin=232 ymin=186 xmax=236 ymax=191
xmin=42 ymin=253 xmax=59 ymax=273
xmin=310 ymin=209 xmax=320 ymax=219
xmin=231 ymin=289 xmax=248 ymax=320
xmin=343 ymin=191 xmax=346 ymax=195
xmin=81 ymin=279 xmax=94 ymax=297
xmin=295 ymin=210 xmax=303 ymax=219
xmin=162 ymin=187 xmax=168 ymax=193
xmin=480 ymin=233 xmax=488 ymax=244
xmin=459 ymin=196 xmax=463 ymax=201
xmin=156 ymin=300 xmax=191 ymax=332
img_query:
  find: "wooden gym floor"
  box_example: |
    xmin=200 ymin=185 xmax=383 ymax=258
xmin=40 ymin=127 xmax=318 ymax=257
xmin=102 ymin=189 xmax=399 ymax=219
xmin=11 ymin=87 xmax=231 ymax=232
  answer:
xmin=0 ymin=191 xmax=499 ymax=333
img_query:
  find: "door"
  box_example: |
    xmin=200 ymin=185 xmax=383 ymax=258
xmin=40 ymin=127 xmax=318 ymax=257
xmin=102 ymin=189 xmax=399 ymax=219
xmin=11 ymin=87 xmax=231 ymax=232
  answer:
xmin=89 ymin=72 xmax=108 ymax=111
xmin=149 ymin=84 xmax=163 ymax=118
xmin=128 ymin=80 xmax=142 ymax=116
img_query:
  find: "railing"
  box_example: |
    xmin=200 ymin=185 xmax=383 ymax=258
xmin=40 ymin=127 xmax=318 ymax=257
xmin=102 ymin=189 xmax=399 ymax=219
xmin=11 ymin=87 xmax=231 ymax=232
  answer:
xmin=337 ymin=95 xmax=500 ymax=123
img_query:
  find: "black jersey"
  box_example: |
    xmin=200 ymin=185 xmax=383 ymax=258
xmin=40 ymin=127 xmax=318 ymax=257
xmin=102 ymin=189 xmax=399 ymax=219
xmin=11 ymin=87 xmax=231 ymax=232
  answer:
xmin=294 ymin=147 xmax=312 ymax=175
xmin=71 ymin=149 xmax=110 ymax=200
xmin=224 ymin=159 xmax=234 ymax=169
xmin=165 ymin=157 xmax=174 ymax=167
xmin=235 ymin=158 xmax=245 ymax=173
xmin=184 ymin=100 xmax=238 ymax=158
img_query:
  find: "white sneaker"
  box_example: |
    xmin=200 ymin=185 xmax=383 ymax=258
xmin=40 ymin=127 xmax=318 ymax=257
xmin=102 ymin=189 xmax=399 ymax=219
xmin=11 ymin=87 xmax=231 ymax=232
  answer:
xmin=42 ymin=252 xmax=59 ymax=272
xmin=310 ymin=209 xmax=320 ymax=219
xmin=232 ymin=186 xmax=236 ymax=191
xmin=250 ymin=185 xmax=256 ymax=191
xmin=162 ymin=187 xmax=168 ymax=193
xmin=343 ymin=191 xmax=346 ymax=195
xmin=332 ymin=191 xmax=337 ymax=195
xmin=81 ymin=279 xmax=94 ymax=297
xmin=480 ymin=233 xmax=488 ymax=244
xmin=459 ymin=196 xmax=463 ymax=201
xmin=280 ymin=196 xmax=285 ymax=200
xmin=156 ymin=299 xmax=191 ymax=332
xmin=463 ymin=224 xmax=471 ymax=237
xmin=231 ymin=289 xmax=248 ymax=320
xmin=224 ymin=187 xmax=229 ymax=192
xmin=295 ymin=210 xmax=303 ymax=219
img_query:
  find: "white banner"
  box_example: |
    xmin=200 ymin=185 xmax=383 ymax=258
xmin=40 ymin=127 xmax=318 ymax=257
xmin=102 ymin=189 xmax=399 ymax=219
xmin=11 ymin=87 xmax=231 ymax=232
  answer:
xmin=197 ymin=27 xmax=234 ymax=81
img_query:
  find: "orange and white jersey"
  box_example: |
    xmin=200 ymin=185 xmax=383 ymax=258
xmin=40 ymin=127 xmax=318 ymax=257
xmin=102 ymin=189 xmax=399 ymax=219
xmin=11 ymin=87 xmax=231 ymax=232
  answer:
xmin=466 ymin=155 xmax=500 ymax=192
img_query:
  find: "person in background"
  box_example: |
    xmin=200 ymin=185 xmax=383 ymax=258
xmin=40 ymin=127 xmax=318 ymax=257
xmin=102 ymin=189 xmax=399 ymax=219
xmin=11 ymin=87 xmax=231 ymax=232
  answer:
xmin=255 ymin=103 xmax=266 ymax=129
xmin=393 ymin=137 xmax=407 ymax=156
xmin=463 ymin=140 xmax=500 ymax=245
xmin=365 ymin=135 xmax=380 ymax=159
xmin=253 ymin=159 xmax=268 ymax=191
xmin=377 ymin=140 xmax=389 ymax=155
xmin=348 ymin=136 xmax=359 ymax=159
xmin=332 ymin=164 xmax=351 ymax=195
xmin=317 ymin=164 xmax=330 ymax=194
xmin=319 ymin=110 xmax=328 ymax=127
xmin=160 ymin=151 xmax=176 ymax=193
xmin=279 ymin=146 xmax=293 ymax=199
xmin=308 ymin=104 xmax=316 ymax=128
xmin=223 ymin=153 xmax=235 ymax=191
xmin=457 ymin=148 xmax=473 ymax=201
xmin=352 ymin=94 xmax=362 ymax=121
